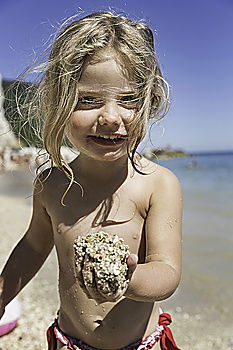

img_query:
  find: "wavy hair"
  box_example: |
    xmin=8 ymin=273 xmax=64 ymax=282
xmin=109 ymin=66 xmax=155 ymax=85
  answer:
xmin=18 ymin=11 xmax=169 ymax=201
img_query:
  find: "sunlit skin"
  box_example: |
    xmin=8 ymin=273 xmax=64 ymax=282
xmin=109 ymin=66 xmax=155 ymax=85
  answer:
xmin=0 ymin=52 xmax=182 ymax=350
xmin=67 ymin=53 xmax=138 ymax=166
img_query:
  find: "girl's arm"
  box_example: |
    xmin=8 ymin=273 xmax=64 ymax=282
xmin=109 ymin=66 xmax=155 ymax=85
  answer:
xmin=0 ymin=189 xmax=54 ymax=317
xmin=125 ymin=168 xmax=183 ymax=302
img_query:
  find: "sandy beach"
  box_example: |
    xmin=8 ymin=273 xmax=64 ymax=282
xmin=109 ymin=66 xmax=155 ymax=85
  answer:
xmin=0 ymin=167 xmax=233 ymax=350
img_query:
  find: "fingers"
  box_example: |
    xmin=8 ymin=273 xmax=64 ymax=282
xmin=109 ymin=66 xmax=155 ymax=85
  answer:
xmin=127 ymin=254 xmax=138 ymax=280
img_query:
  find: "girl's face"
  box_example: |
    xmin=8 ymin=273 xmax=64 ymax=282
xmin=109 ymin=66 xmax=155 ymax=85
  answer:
xmin=67 ymin=53 xmax=138 ymax=163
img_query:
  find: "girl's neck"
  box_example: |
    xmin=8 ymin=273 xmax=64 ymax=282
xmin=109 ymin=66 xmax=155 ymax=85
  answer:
xmin=71 ymin=153 xmax=129 ymax=182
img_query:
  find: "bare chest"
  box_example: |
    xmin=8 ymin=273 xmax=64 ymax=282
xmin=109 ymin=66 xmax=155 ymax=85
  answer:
xmin=46 ymin=186 xmax=149 ymax=266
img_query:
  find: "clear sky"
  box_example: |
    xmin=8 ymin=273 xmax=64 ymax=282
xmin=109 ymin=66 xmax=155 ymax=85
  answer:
xmin=0 ymin=0 xmax=232 ymax=152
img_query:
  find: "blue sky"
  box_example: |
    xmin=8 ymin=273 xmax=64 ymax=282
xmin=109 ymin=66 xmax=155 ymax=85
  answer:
xmin=0 ymin=0 xmax=232 ymax=152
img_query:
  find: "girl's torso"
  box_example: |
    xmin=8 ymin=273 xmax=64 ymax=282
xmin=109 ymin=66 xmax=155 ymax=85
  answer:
xmin=42 ymin=159 xmax=161 ymax=349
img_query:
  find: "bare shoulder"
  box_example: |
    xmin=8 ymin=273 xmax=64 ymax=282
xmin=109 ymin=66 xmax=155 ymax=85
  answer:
xmin=34 ymin=166 xmax=68 ymax=203
xmin=36 ymin=166 xmax=66 ymax=183
xmin=138 ymin=156 xmax=182 ymax=195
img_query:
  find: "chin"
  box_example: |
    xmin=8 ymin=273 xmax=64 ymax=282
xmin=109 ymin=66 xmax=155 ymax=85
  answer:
xmin=96 ymin=153 xmax=127 ymax=162
xmin=87 ymin=149 xmax=128 ymax=163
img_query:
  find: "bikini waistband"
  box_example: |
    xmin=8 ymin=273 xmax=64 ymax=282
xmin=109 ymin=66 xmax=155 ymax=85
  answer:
xmin=47 ymin=313 xmax=181 ymax=350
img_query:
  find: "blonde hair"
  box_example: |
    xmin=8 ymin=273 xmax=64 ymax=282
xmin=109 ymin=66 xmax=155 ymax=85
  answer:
xmin=18 ymin=11 xmax=169 ymax=198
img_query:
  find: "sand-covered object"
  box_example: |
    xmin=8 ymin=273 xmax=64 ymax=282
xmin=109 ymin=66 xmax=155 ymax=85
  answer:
xmin=73 ymin=231 xmax=130 ymax=296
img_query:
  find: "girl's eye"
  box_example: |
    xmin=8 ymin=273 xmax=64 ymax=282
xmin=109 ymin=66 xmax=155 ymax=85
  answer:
xmin=119 ymin=95 xmax=139 ymax=106
xmin=78 ymin=96 xmax=102 ymax=105
xmin=75 ymin=96 xmax=103 ymax=110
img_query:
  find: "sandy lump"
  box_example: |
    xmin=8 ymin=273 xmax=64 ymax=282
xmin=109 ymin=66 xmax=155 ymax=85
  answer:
xmin=73 ymin=231 xmax=130 ymax=296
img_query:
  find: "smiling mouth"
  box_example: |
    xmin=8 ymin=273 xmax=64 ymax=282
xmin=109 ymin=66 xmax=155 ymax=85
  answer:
xmin=88 ymin=135 xmax=127 ymax=146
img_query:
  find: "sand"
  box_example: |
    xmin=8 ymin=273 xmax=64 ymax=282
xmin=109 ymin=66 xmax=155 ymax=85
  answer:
xmin=0 ymin=169 xmax=233 ymax=350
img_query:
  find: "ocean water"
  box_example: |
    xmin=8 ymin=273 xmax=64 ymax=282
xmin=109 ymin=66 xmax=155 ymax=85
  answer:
xmin=157 ymin=153 xmax=233 ymax=318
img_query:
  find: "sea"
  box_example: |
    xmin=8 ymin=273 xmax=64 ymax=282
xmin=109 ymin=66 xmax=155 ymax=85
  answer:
xmin=157 ymin=152 xmax=233 ymax=320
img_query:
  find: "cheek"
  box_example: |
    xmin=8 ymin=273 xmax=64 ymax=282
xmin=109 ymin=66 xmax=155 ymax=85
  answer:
xmin=68 ymin=112 xmax=93 ymax=134
xmin=122 ymin=109 xmax=136 ymax=129
xmin=65 ymin=114 xmax=84 ymax=144
xmin=69 ymin=112 xmax=87 ymax=129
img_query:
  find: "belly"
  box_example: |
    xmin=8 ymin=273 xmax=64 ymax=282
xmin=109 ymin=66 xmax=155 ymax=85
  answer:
xmin=58 ymin=279 xmax=160 ymax=349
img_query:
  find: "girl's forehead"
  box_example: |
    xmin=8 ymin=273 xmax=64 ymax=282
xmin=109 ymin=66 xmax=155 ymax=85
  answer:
xmin=78 ymin=54 xmax=136 ymax=93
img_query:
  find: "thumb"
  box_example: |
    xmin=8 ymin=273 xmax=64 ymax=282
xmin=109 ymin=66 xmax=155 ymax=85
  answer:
xmin=127 ymin=254 xmax=138 ymax=280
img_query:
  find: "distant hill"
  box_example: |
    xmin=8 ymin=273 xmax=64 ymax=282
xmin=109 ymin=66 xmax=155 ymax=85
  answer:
xmin=143 ymin=147 xmax=190 ymax=159
xmin=2 ymin=79 xmax=41 ymax=147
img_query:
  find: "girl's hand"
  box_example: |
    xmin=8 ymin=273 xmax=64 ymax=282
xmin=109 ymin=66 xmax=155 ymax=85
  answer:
xmin=76 ymin=254 xmax=138 ymax=303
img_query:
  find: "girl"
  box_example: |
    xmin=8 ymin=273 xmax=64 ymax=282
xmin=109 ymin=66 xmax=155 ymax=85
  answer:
xmin=0 ymin=11 xmax=182 ymax=350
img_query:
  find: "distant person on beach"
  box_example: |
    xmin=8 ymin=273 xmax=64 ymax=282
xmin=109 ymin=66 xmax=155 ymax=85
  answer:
xmin=0 ymin=12 xmax=182 ymax=350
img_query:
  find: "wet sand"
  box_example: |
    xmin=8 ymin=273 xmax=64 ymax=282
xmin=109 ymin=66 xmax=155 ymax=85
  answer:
xmin=0 ymin=169 xmax=233 ymax=349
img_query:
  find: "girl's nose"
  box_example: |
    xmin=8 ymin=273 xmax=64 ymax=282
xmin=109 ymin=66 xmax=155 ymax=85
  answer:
xmin=98 ymin=101 xmax=121 ymax=126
